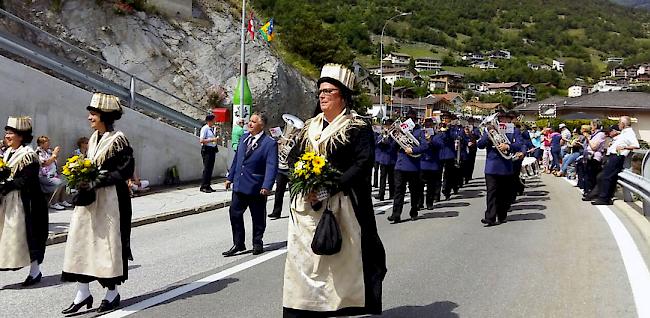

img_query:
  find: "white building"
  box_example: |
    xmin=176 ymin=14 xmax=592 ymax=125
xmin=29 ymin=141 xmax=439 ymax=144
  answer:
xmin=568 ymin=85 xmax=587 ymax=97
xmin=471 ymin=60 xmax=497 ymax=69
xmin=381 ymin=67 xmax=415 ymax=85
xmin=489 ymin=50 xmax=511 ymax=60
xmin=414 ymin=57 xmax=442 ymax=72
xmin=383 ymin=52 xmax=411 ymax=66
xmin=461 ymin=52 xmax=484 ymax=61
xmin=591 ymin=80 xmax=625 ymax=93
xmin=552 ymin=59 xmax=565 ymax=72
xmin=606 ymin=57 xmax=624 ymax=64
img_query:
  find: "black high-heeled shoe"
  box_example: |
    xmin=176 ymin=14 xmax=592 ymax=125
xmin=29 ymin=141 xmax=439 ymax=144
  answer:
xmin=97 ymin=294 xmax=120 ymax=313
xmin=21 ymin=272 xmax=42 ymax=287
xmin=61 ymin=295 xmax=93 ymax=314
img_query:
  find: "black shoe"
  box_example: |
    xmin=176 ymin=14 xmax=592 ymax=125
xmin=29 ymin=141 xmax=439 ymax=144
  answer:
xmin=97 ymin=294 xmax=120 ymax=313
xmin=444 ymin=195 xmax=451 ymax=201
xmin=200 ymin=187 xmax=214 ymax=193
xmin=387 ymin=215 xmax=401 ymax=224
xmin=252 ymin=246 xmax=264 ymax=255
xmin=426 ymin=206 xmax=434 ymax=210
xmin=591 ymin=199 xmax=612 ymax=206
xmin=21 ymin=272 xmax=42 ymax=287
xmin=222 ymin=245 xmax=246 ymax=257
xmin=374 ymin=195 xmax=384 ymax=201
xmin=481 ymin=218 xmax=497 ymax=226
xmin=62 ymin=295 xmax=93 ymax=314
xmin=267 ymin=213 xmax=281 ymax=219
xmin=410 ymin=213 xmax=418 ymax=221
xmin=498 ymin=219 xmax=508 ymax=224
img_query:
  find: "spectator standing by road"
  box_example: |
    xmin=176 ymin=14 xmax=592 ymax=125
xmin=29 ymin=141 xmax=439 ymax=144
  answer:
xmin=199 ymin=114 xmax=220 ymax=193
xmin=74 ymin=137 xmax=89 ymax=156
xmin=231 ymin=118 xmax=245 ymax=151
xmin=591 ymin=117 xmax=639 ymax=205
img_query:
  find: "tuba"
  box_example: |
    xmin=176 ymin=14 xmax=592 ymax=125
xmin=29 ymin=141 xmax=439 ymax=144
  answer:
xmin=388 ymin=120 xmax=421 ymax=158
xmin=480 ymin=113 xmax=514 ymax=160
xmin=278 ymin=114 xmax=304 ymax=170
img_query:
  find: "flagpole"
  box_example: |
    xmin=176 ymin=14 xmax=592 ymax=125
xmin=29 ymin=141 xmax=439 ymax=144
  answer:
xmin=239 ymin=0 xmax=246 ymax=128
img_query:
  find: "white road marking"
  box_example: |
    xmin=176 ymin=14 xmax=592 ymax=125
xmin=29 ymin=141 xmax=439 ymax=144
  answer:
xmin=596 ymin=206 xmax=650 ymax=318
xmin=561 ymin=177 xmax=650 ymax=317
xmin=99 ymin=249 xmax=288 ymax=318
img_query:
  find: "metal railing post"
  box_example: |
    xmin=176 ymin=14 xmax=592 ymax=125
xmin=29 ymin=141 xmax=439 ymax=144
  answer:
xmin=642 ymin=151 xmax=650 ymax=216
xmin=130 ymin=76 xmax=136 ymax=109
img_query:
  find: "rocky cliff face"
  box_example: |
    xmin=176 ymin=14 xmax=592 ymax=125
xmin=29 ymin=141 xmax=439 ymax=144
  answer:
xmin=2 ymin=0 xmax=316 ymax=126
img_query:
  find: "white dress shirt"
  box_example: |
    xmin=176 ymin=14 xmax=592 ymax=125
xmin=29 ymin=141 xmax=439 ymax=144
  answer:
xmin=606 ymin=127 xmax=639 ymax=156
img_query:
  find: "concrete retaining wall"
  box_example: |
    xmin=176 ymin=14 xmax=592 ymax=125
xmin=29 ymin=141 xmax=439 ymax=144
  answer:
xmin=0 ymin=54 xmax=233 ymax=185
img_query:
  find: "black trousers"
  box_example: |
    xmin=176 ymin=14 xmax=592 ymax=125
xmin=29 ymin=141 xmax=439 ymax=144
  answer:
xmin=463 ymin=151 xmax=477 ymax=183
xmin=373 ymin=162 xmax=380 ymax=187
xmin=421 ymin=169 xmax=442 ymax=208
xmin=378 ymin=164 xmax=395 ymax=200
xmin=271 ymin=172 xmax=289 ymax=216
xmin=442 ymin=160 xmax=460 ymax=197
xmin=485 ymin=174 xmax=512 ymax=223
xmin=598 ymin=155 xmax=626 ymax=201
xmin=230 ymin=191 xmax=267 ymax=248
xmin=511 ymin=160 xmax=524 ymax=203
xmin=584 ymin=158 xmax=602 ymax=194
xmin=391 ymin=170 xmax=421 ymax=219
xmin=201 ymin=146 xmax=217 ymax=188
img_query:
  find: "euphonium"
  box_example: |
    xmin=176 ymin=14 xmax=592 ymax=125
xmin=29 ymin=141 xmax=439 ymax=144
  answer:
xmin=277 ymin=114 xmax=304 ymax=170
xmin=480 ymin=113 xmax=514 ymax=160
xmin=388 ymin=120 xmax=421 ymax=158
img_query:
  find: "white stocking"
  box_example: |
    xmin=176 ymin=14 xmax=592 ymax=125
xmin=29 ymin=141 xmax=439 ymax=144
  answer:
xmin=74 ymin=283 xmax=91 ymax=304
xmin=105 ymin=286 xmax=119 ymax=302
xmin=28 ymin=261 xmax=41 ymax=277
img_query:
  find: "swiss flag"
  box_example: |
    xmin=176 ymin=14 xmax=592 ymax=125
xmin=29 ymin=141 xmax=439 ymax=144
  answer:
xmin=247 ymin=13 xmax=255 ymax=40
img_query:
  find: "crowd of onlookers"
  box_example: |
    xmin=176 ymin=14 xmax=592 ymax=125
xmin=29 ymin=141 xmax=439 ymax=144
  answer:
xmin=0 ymin=135 xmax=149 ymax=212
xmin=525 ymin=116 xmax=640 ymax=205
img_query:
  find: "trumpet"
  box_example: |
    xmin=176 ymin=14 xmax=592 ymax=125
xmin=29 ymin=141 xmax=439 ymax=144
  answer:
xmin=388 ymin=120 xmax=421 ymax=158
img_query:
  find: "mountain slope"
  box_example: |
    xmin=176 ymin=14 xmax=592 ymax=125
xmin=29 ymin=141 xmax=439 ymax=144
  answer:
xmin=611 ymin=0 xmax=650 ymax=9
xmin=255 ymin=0 xmax=650 ymax=68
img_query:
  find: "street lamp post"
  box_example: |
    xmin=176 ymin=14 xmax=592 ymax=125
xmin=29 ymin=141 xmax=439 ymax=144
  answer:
xmin=380 ymin=12 xmax=411 ymax=120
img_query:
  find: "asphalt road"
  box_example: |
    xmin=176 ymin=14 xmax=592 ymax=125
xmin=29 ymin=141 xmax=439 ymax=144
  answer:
xmin=1 ymin=159 xmax=647 ymax=318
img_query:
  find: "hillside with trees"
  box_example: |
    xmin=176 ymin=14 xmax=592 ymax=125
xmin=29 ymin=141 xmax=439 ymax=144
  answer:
xmin=254 ymin=0 xmax=650 ymax=77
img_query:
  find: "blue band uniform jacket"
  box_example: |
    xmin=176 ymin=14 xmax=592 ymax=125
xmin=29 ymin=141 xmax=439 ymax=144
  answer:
xmin=228 ymin=132 xmax=279 ymax=195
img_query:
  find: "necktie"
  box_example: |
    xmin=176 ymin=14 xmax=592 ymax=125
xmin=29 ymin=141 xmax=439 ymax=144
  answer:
xmin=245 ymin=136 xmax=255 ymax=155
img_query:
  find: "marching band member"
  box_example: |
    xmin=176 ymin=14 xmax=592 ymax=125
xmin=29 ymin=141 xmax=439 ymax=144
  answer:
xmin=388 ymin=109 xmax=426 ymax=224
xmin=375 ymin=118 xmax=397 ymax=201
xmin=477 ymin=110 xmax=523 ymax=226
xmin=419 ymin=118 xmax=443 ymax=209
xmin=61 ymin=93 xmax=135 ymax=313
xmin=438 ymin=112 xmax=464 ymax=200
xmin=462 ymin=119 xmax=481 ymax=184
xmin=0 ymin=116 xmax=49 ymax=286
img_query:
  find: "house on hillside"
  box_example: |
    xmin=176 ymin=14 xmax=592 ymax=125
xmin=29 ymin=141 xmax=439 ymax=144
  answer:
xmin=463 ymin=100 xmax=504 ymax=116
xmin=568 ymin=85 xmax=588 ymax=98
xmin=489 ymin=50 xmax=511 ymax=60
xmin=380 ymin=67 xmax=416 ymax=85
xmin=461 ymin=52 xmax=484 ymax=61
xmin=471 ymin=60 xmax=497 ymax=70
xmin=591 ymin=80 xmax=627 ymax=93
xmin=414 ymin=57 xmax=442 ymax=72
xmin=479 ymin=82 xmax=536 ymax=105
xmin=432 ymin=92 xmax=465 ymax=110
xmin=610 ymin=67 xmax=638 ymax=79
xmin=514 ymin=91 xmax=650 ymax=141
xmin=552 ymin=59 xmax=565 ymax=72
xmin=371 ymin=95 xmax=451 ymax=119
xmin=606 ymin=57 xmax=624 ymax=65
xmin=383 ymin=52 xmax=411 ymax=66
xmin=428 ymin=71 xmax=464 ymax=93
xmin=353 ymin=61 xmax=379 ymax=96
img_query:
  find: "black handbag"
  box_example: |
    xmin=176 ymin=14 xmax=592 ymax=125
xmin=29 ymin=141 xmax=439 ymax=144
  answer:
xmin=72 ymin=188 xmax=96 ymax=206
xmin=311 ymin=207 xmax=342 ymax=255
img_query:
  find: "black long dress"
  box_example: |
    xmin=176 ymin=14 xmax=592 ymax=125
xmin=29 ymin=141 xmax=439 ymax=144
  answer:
xmin=0 ymin=157 xmax=49 ymax=270
xmin=284 ymin=115 xmax=387 ymax=317
xmin=61 ymin=142 xmax=134 ymax=288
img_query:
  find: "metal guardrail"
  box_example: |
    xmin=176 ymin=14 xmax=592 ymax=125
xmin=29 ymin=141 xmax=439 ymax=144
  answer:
xmin=0 ymin=8 xmax=204 ymax=133
xmin=619 ymin=149 xmax=650 ymax=217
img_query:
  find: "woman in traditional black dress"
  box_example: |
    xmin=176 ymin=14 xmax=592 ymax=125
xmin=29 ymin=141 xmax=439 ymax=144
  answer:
xmin=61 ymin=93 xmax=134 ymax=314
xmin=0 ymin=116 xmax=49 ymax=286
xmin=282 ymin=64 xmax=387 ymax=317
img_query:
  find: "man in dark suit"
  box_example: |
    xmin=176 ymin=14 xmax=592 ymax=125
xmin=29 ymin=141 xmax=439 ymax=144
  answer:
xmin=223 ymin=112 xmax=278 ymax=256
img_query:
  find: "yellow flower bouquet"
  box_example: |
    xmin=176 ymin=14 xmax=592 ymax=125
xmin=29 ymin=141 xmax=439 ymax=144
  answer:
xmin=289 ymin=151 xmax=340 ymax=201
xmin=61 ymin=155 xmax=99 ymax=190
xmin=0 ymin=157 xmax=9 ymax=182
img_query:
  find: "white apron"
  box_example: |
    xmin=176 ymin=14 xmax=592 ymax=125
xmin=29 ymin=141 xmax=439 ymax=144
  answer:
xmin=62 ymin=130 xmax=127 ymax=278
xmin=283 ymin=191 xmax=365 ymax=311
xmin=63 ymin=186 xmax=123 ymax=278
xmin=0 ymin=190 xmax=31 ymax=269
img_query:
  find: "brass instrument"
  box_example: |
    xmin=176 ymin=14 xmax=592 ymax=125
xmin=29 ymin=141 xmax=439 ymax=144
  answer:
xmin=388 ymin=120 xmax=421 ymax=158
xmin=454 ymin=136 xmax=462 ymax=168
xmin=277 ymin=114 xmax=304 ymax=170
xmin=480 ymin=113 xmax=514 ymax=160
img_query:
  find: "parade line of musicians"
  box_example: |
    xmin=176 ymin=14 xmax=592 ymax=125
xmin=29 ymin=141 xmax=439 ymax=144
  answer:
xmin=1 ymin=64 xmax=534 ymax=316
